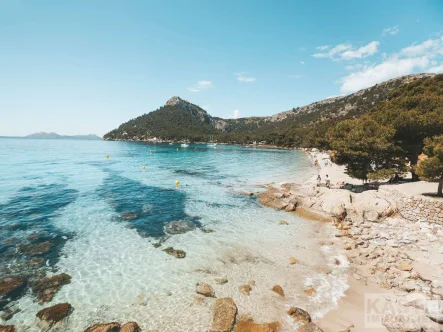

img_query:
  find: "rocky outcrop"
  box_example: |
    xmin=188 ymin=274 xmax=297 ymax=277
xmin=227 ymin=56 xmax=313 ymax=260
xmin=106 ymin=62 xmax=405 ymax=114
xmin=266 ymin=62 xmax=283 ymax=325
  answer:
xmin=399 ymin=196 xmax=443 ymax=224
xmin=0 ymin=276 xmax=26 ymax=308
xmin=36 ymin=303 xmax=72 ymax=325
xmin=297 ymin=322 xmax=324 ymax=332
xmin=0 ymin=326 xmax=15 ymax=332
xmin=287 ymin=307 xmax=311 ymax=325
xmin=210 ymin=298 xmax=237 ymax=332
xmin=32 ymin=273 xmax=72 ymax=303
xmin=196 ymin=283 xmax=215 ymax=297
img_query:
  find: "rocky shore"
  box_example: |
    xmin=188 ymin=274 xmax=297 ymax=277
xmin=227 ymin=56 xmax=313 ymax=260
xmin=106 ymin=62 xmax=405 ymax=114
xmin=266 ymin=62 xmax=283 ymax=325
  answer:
xmin=257 ymin=173 xmax=443 ymax=331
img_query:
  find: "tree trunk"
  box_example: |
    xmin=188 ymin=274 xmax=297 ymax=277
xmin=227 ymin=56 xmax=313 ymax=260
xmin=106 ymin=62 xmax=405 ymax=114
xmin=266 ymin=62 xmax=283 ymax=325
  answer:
xmin=439 ymin=177 xmax=443 ymax=197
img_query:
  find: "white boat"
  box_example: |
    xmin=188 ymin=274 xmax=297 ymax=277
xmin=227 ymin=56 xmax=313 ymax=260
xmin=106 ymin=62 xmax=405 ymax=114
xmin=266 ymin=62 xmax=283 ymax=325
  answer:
xmin=181 ymin=143 xmax=188 ymax=147
xmin=207 ymin=134 xmax=217 ymax=147
xmin=169 ymin=142 xmax=173 ymax=145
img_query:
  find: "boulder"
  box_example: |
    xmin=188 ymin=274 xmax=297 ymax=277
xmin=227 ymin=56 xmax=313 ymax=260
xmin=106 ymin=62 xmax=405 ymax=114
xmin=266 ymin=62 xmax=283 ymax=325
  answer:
xmin=239 ymin=284 xmax=251 ymax=296
xmin=32 ymin=273 xmax=72 ymax=303
xmin=353 ymin=191 xmax=397 ymax=221
xmin=163 ymin=247 xmax=186 ymax=259
xmin=36 ymin=303 xmax=72 ymax=325
xmin=196 ymin=283 xmax=215 ymax=297
xmin=287 ymin=307 xmax=311 ymax=325
xmin=84 ymin=322 xmax=121 ymax=332
xmin=271 ymin=285 xmax=284 ymax=297
xmin=120 ymin=322 xmax=141 ymax=332
xmin=320 ymin=190 xmax=351 ymax=219
xmin=164 ymin=221 xmax=196 ymax=234
xmin=210 ymin=298 xmax=237 ymax=332
xmin=298 ymin=322 xmax=324 ymax=332
xmin=0 ymin=275 xmax=26 ymax=300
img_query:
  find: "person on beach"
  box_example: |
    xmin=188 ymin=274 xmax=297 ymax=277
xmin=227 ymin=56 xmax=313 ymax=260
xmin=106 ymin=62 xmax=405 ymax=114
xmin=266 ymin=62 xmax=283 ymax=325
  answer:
xmin=325 ymin=174 xmax=330 ymax=188
xmin=317 ymin=175 xmax=321 ymax=186
xmin=324 ymin=159 xmax=328 ymax=167
xmin=314 ymin=159 xmax=318 ymax=167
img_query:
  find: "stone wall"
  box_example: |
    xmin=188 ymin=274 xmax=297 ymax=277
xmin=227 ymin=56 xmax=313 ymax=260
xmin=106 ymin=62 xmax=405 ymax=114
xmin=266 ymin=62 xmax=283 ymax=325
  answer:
xmin=398 ymin=196 xmax=443 ymax=224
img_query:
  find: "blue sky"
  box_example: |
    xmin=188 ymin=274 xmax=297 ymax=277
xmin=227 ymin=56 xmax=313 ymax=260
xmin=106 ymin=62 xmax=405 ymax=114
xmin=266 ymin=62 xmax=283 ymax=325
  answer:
xmin=0 ymin=0 xmax=442 ymax=136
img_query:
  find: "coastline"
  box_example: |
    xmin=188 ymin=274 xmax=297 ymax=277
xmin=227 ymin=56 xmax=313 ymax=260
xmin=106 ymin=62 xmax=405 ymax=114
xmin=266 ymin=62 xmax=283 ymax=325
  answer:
xmin=259 ymin=149 xmax=443 ymax=331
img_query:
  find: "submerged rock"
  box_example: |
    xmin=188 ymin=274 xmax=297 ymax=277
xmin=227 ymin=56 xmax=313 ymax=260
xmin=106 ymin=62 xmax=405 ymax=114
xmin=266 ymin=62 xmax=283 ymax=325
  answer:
xmin=304 ymin=287 xmax=316 ymax=296
xmin=121 ymin=213 xmax=139 ymax=220
xmin=18 ymin=241 xmax=54 ymax=256
xmin=163 ymin=247 xmax=186 ymax=259
xmin=214 ymin=277 xmax=228 ymax=285
xmin=287 ymin=307 xmax=311 ymax=325
xmin=32 ymin=273 xmax=72 ymax=303
xmin=0 ymin=325 xmax=15 ymax=332
xmin=196 ymin=283 xmax=215 ymax=297
xmin=0 ymin=276 xmax=26 ymax=310
xmin=84 ymin=322 xmax=121 ymax=332
xmin=234 ymin=319 xmax=280 ymax=331
xmin=164 ymin=220 xmax=196 ymax=234
xmin=210 ymin=298 xmax=237 ymax=332
xmin=36 ymin=303 xmax=72 ymax=325
xmin=120 ymin=322 xmax=141 ymax=332
xmin=272 ymin=285 xmax=285 ymax=297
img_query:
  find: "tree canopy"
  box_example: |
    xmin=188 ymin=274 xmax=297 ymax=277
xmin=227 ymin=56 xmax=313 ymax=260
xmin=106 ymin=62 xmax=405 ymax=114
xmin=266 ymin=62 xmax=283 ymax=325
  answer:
xmin=416 ymin=135 xmax=443 ymax=196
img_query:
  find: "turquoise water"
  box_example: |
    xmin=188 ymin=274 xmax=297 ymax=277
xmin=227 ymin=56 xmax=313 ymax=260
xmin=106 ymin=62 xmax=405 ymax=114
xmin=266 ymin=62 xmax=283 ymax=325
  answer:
xmin=0 ymin=139 xmax=347 ymax=331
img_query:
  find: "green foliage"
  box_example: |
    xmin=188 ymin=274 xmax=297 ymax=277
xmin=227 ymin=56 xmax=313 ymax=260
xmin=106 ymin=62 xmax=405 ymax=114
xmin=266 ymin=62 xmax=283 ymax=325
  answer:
xmin=416 ymin=135 xmax=443 ymax=195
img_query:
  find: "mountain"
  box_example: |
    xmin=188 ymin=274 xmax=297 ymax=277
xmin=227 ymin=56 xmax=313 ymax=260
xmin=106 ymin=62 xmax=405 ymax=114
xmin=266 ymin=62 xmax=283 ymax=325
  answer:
xmin=25 ymin=132 xmax=102 ymax=140
xmin=103 ymin=73 xmax=437 ymax=145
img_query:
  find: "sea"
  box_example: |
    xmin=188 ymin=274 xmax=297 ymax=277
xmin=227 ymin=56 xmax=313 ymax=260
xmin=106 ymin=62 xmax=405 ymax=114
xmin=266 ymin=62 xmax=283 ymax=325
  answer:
xmin=0 ymin=138 xmax=349 ymax=331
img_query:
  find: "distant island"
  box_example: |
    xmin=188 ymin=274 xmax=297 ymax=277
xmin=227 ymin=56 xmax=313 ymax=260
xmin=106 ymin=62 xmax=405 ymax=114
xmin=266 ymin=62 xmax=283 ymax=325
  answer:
xmin=24 ymin=132 xmax=102 ymax=140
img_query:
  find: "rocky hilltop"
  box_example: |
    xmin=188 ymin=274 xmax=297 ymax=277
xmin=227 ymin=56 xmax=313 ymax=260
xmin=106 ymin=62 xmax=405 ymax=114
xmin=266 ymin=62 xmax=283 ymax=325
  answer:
xmin=103 ymin=73 xmax=436 ymax=143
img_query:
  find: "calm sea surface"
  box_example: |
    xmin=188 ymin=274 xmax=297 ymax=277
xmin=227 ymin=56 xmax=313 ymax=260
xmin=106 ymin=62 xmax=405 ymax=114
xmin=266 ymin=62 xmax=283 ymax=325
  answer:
xmin=0 ymin=139 xmax=348 ymax=331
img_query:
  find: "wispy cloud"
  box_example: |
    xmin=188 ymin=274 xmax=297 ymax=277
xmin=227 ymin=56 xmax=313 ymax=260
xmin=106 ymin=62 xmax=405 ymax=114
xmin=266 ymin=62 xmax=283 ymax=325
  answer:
xmin=187 ymin=80 xmax=213 ymax=92
xmin=300 ymin=61 xmax=305 ymax=65
xmin=235 ymin=72 xmax=256 ymax=82
xmin=382 ymin=25 xmax=399 ymax=36
xmin=340 ymin=36 xmax=443 ymax=94
xmin=288 ymin=74 xmax=302 ymax=79
xmin=230 ymin=110 xmax=240 ymax=119
xmin=316 ymin=45 xmax=329 ymax=51
xmin=312 ymin=41 xmax=379 ymax=61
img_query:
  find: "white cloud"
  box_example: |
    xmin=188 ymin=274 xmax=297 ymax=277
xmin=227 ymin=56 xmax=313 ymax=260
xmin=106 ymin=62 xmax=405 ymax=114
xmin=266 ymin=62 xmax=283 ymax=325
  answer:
xmin=427 ymin=63 xmax=443 ymax=73
xmin=383 ymin=25 xmax=399 ymax=36
xmin=300 ymin=61 xmax=305 ymax=65
xmin=340 ymin=41 xmax=380 ymax=60
xmin=187 ymin=80 xmax=213 ymax=92
xmin=339 ymin=35 xmax=443 ymax=94
xmin=316 ymin=45 xmax=329 ymax=51
xmin=314 ymin=41 xmax=379 ymax=61
xmin=235 ymin=72 xmax=256 ymax=82
xmin=231 ymin=110 xmax=240 ymax=119
xmin=341 ymin=56 xmax=431 ymax=93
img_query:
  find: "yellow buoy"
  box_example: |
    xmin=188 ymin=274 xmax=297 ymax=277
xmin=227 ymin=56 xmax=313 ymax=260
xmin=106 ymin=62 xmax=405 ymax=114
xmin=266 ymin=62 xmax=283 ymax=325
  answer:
xmin=106 ymin=154 xmax=109 ymax=159
xmin=175 ymin=180 xmax=180 ymax=188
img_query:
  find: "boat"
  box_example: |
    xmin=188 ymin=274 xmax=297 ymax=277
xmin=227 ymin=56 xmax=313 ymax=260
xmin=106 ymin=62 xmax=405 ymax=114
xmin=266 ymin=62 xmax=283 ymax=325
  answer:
xmin=169 ymin=142 xmax=173 ymax=145
xmin=181 ymin=143 xmax=189 ymax=147
xmin=207 ymin=134 xmax=217 ymax=147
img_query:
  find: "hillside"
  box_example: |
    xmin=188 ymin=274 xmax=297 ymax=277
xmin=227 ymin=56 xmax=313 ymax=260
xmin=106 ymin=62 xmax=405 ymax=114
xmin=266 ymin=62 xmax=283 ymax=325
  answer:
xmin=103 ymin=73 xmax=437 ymax=144
xmin=25 ymin=132 xmax=102 ymax=140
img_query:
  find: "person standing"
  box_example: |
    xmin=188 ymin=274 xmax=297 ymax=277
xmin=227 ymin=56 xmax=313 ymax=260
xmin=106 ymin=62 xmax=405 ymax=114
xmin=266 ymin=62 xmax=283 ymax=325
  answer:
xmin=325 ymin=174 xmax=330 ymax=188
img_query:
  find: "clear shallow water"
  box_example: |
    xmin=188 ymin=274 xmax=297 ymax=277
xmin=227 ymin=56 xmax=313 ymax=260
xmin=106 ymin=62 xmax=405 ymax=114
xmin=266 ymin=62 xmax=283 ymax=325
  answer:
xmin=0 ymin=139 xmax=348 ymax=331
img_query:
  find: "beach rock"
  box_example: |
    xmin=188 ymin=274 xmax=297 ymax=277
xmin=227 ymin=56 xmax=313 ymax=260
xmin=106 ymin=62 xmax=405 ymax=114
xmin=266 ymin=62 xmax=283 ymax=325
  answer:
xmin=0 ymin=326 xmax=15 ymax=332
xmin=121 ymin=213 xmax=138 ymax=220
xmin=1 ymin=307 xmax=20 ymax=321
xmin=353 ymin=191 xmax=397 ymax=221
xmin=120 ymin=322 xmax=141 ymax=332
xmin=239 ymin=284 xmax=251 ymax=296
xmin=0 ymin=276 xmax=26 ymax=300
xmin=233 ymin=319 xmax=280 ymax=332
xmin=287 ymin=307 xmax=311 ymax=324
xmin=215 ymin=277 xmax=228 ymax=285
xmin=278 ymin=220 xmax=289 ymax=225
xmin=210 ymin=298 xmax=237 ymax=332
xmin=258 ymin=189 xmax=288 ymax=210
xmin=163 ymin=247 xmax=186 ymax=259
xmin=164 ymin=220 xmax=196 ymax=234
xmin=289 ymin=257 xmax=298 ymax=264
xmin=36 ymin=303 xmax=72 ymax=325
xmin=196 ymin=283 xmax=215 ymax=297
xmin=84 ymin=322 xmax=121 ymax=332
xmin=32 ymin=273 xmax=72 ymax=303
xmin=304 ymin=287 xmax=316 ymax=296
xmin=382 ymin=313 xmax=439 ymax=331
xmin=272 ymin=285 xmax=285 ymax=297
xmin=298 ymin=323 xmax=324 ymax=332
xmin=321 ymin=190 xmax=350 ymax=219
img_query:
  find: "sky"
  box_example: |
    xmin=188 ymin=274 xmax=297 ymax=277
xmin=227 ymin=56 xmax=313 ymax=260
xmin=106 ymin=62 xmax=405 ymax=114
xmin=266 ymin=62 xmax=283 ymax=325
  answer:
xmin=0 ymin=0 xmax=442 ymax=137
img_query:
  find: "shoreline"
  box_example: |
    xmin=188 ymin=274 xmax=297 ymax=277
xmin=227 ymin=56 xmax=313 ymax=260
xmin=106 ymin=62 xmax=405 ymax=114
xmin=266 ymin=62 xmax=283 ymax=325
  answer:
xmin=261 ymin=149 xmax=443 ymax=331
